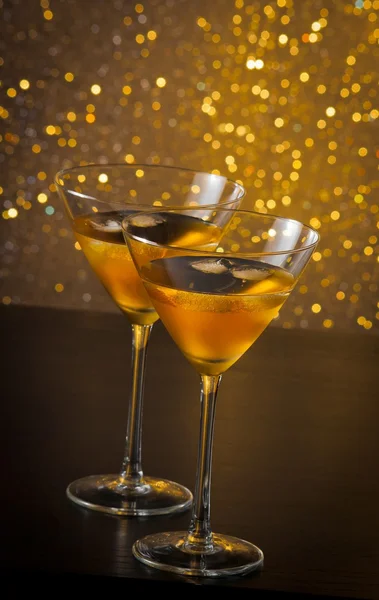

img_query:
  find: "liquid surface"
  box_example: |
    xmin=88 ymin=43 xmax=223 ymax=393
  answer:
xmin=141 ymin=256 xmax=294 ymax=374
xmin=73 ymin=211 xmax=221 ymax=325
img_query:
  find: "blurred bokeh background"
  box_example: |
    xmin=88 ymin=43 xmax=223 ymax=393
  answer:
xmin=1 ymin=0 xmax=378 ymax=332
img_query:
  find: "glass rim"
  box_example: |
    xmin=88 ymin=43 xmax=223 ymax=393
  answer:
xmin=122 ymin=207 xmax=320 ymax=258
xmin=54 ymin=162 xmax=245 ymax=203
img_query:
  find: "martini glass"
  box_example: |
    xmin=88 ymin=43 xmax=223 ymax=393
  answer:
xmin=123 ymin=207 xmax=319 ymax=574
xmin=55 ymin=165 xmax=244 ymax=516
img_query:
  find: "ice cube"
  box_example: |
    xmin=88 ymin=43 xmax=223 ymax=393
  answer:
xmin=191 ymin=258 xmax=231 ymax=275
xmin=129 ymin=214 xmax=165 ymax=228
xmin=90 ymin=217 xmax=122 ymax=232
xmin=231 ymin=265 xmax=272 ymax=281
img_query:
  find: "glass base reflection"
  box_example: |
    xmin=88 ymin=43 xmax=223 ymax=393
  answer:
xmin=133 ymin=531 xmax=263 ymax=577
xmin=66 ymin=474 xmax=193 ymax=516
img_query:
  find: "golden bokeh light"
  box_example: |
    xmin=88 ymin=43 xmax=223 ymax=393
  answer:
xmin=0 ymin=0 xmax=377 ymax=331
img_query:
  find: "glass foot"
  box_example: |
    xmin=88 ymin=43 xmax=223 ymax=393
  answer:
xmin=66 ymin=475 xmax=193 ymax=516
xmin=133 ymin=531 xmax=264 ymax=577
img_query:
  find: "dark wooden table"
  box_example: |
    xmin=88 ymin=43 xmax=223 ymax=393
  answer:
xmin=2 ymin=306 xmax=378 ymax=598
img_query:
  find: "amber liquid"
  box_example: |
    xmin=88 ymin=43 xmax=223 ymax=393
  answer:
xmin=73 ymin=211 xmax=222 ymax=325
xmin=141 ymin=256 xmax=294 ymax=375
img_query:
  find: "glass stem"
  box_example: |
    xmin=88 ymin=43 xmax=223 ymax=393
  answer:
xmin=120 ymin=324 xmax=152 ymax=485
xmin=185 ymin=374 xmax=222 ymax=552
